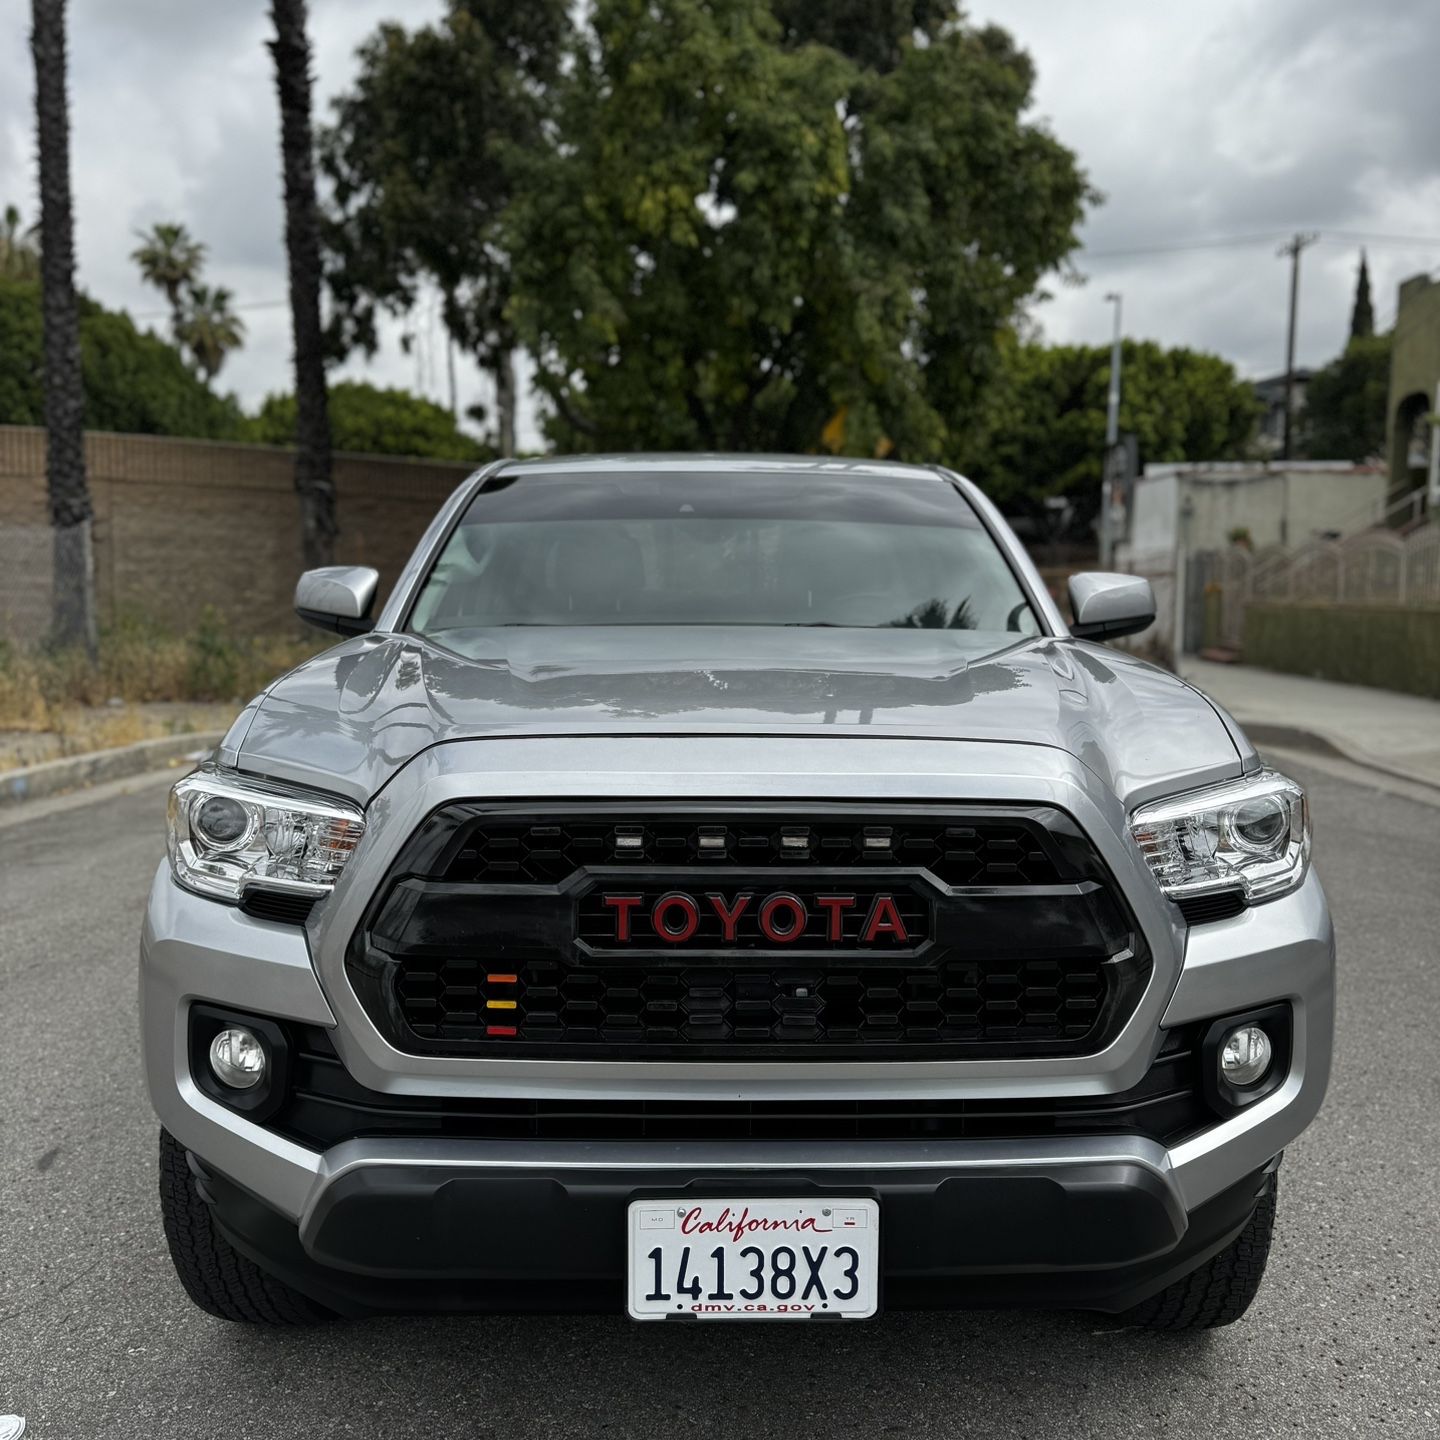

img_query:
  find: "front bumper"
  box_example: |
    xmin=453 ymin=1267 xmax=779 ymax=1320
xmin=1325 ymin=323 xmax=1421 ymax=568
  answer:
xmin=140 ymin=843 xmax=1334 ymax=1314
xmin=195 ymin=1141 xmax=1278 ymax=1317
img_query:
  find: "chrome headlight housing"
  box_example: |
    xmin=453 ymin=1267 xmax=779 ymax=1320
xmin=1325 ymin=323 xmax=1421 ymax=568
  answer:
xmin=166 ymin=767 xmax=365 ymax=903
xmin=1129 ymin=770 xmax=1310 ymax=904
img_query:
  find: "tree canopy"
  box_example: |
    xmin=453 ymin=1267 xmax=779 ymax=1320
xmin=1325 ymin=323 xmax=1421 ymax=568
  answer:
xmin=250 ymin=379 xmax=487 ymax=460
xmin=0 ymin=277 xmax=247 ymax=438
xmin=506 ymin=0 xmax=1090 ymax=458
xmin=966 ymin=338 xmax=1261 ymax=528
xmin=1302 ymin=333 xmax=1390 ymax=462
xmin=322 ymin=0 xmax=1089 ymax=461
xmin=321 ymin=1 xmax=570 ymax=453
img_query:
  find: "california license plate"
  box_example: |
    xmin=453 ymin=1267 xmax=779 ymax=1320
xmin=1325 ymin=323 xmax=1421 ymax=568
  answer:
xmin=627 ymin=1198 xmax=880 ymax=1320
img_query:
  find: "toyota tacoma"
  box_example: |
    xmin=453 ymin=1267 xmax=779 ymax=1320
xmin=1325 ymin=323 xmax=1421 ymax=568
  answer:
xmin=142 ymin=455 xmax=1333 ymax=1328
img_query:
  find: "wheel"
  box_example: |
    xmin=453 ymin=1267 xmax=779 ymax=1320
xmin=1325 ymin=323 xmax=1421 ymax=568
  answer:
xmin=1120 ymin=1169 xmax=1278 ymax=1331
xmin=157 ymin=1128 xmax=331 ymax=1324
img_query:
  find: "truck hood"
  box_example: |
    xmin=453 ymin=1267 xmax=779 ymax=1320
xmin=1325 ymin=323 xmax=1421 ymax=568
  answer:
xmin=226 ymin=626 xmax=1248 ymax=806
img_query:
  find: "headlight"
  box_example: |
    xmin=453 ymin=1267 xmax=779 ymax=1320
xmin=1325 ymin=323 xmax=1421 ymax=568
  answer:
xmin=1129 ymin=769 xmax=1310 ymax=904
xmin=166 ymin=767 xmax=365 ymax=903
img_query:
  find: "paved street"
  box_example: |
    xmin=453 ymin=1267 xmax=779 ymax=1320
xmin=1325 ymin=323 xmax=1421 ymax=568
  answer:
xmin=2 ymin=758 xmax=1437 ymax=1439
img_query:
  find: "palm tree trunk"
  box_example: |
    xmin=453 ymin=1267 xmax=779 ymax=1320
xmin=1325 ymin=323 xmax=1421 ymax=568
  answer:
xmin=269 ymin=0 xmax=336 ymax=569
xmin=495 ymin=346 xmax=517 ymax=457
xmin=31 ymin=0 xmax=96 ymax=657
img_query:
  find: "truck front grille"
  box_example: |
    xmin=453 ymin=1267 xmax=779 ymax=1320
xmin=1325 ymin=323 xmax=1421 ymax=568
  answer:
xmin=347 ymin=803 xmax=1149 ymax=1062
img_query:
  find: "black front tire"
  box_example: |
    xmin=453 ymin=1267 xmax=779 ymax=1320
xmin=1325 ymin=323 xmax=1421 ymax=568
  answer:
xmin=1120 ymin=1169 xmax=1278 ymax=1331
xmin=158 ymin=1128 xmax=332 ymax=1325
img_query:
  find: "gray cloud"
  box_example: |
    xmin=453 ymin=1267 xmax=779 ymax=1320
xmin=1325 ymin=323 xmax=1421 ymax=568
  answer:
xmin=3 ymin=0 xmax=1437 ymax=444
xmin=976 ymin=0 xmax=1440 ymax=378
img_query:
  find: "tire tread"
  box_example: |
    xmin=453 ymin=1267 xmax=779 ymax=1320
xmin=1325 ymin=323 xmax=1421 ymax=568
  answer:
xmin=1121 ymin=1169 xmax=1278 ymax=1331
xmin=158 ymin=1128 xmax=330 ymax=1325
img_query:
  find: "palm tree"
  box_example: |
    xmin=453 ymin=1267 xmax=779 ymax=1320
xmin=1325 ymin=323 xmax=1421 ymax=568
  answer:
xmin=0 ymin=203 xmax=41 ymax=281
xmin=30 ymin=0 xmax=96 ymax=656
xmin=130 ymin=221 xmax=205 ymax=341
xmin=176 ymin=283 xmax=246 ymax=381
xmin=268 ymin=0 xmax=335 ymax=568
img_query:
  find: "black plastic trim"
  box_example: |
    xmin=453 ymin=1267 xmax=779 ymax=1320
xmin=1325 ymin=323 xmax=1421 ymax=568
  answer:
xmin=187 ymin=1005 xmax=293 ymax=1125
xmin=269 ymin=1023 xmax=1209 ymax=1149
xmin=1200 ymin=1003 xmax=1292 ymax=1116
xmin=239 ymin=888 xmax=320 ymax=926
xmin=197 ymin=1151 xmax=1278 ymax=1317
xmin=1177 ymin=889 xmax=1248 ymax=926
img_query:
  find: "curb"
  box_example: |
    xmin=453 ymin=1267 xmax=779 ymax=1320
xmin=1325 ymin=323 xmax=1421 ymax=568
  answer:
xmin=0 ymin=731 xmax=223 ymax=806
xmin=1241 ymin=720 xmax=1440 ymax=795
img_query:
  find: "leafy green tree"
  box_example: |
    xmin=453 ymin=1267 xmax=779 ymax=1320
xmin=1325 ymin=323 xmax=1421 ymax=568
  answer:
xmin=771 ymin=0 xmax=950 ymax=72
xmin=0 ymin=277 xmax=248 ymax=438
xmin=1 ymin=204 xmax=41 ymax=281
xmin=506 ymin=0 xmax=1090 ymax=457
xmin=321 ymin=1 xmax=570 ymax=455
xmin=251 ymin=380 xmax=487 ymax=460
xmin=966 ymin=339 xmax=1261 ymax=529
xmin=175 ymin=283 xmax=245 ymax=382
xmin=1302 ymin=333 xmax=1391 ymax=462
xmin=131 ymin=221 xmax=206 ymax=341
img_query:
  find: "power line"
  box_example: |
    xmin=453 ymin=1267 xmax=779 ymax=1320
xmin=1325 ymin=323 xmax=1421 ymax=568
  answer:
xmin=1315 ymin=231 xmax=1440 ymax=247
xmin=1084 ymin=232 xmax=1288 ymax=258
xmin=1083 ymin=228 xmax=1440 ymax=259
xmin=120 ymin=230 xmax=1440 ymax=324
xmin=131 ymin=298 xmax=289 ymax=320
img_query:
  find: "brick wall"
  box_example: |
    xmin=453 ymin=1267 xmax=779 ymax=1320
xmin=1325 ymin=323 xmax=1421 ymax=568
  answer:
xmin=0 ymin=426 xmax=477 ymax=642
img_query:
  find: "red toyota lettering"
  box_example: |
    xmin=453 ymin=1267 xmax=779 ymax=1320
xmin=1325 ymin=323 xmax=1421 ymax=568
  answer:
xmin=652 ymin=892 xmax=700 ymax=943
xmin=861 ymin=895 xmax=908 ymax=943
xmin=602 ymin=893 xmax=643 ymax=941
xmin=706 ymin=892 xmax=752 ymax=942
xmin=759 ymin=894 xmax=807 ymax=943
xmin=815 ymin=894 xmax=856 ymax=942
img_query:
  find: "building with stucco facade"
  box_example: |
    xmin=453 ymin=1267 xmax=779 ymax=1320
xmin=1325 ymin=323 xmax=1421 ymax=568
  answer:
xmin=1387 ymin=272 xmax=1440 ymax=507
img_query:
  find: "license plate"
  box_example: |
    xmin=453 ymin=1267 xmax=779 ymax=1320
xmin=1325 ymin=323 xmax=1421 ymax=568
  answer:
xmin=627 ymin=1198 xmax=880 ymax=1320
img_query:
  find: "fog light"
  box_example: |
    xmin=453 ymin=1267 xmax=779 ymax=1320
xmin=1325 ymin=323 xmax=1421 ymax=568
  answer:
xmin=1219 ymin=1024 xmax=1272 ymax=1087
xmin=209 ymin=1027 xmax=266 ymax=1089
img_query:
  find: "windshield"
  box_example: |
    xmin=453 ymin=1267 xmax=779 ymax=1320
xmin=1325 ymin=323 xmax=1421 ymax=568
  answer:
xmin=408 ymin=470 xmax=1041 ymax=637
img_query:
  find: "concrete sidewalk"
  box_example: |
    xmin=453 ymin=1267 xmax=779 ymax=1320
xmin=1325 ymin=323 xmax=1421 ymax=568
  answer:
xmin=1181 ymin=658 xmax=1440 ymax=790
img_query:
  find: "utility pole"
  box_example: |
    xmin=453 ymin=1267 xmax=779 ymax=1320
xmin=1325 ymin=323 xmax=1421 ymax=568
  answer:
xmin=1100 ymin=292 xmax=1122 ymax=567
xmin=1277 ymin=233 xmax=1317 ymax=460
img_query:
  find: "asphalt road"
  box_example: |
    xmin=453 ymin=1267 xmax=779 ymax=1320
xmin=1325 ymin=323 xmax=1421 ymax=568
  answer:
xmin=2 ymin=757 xmax=1437 ymax=1439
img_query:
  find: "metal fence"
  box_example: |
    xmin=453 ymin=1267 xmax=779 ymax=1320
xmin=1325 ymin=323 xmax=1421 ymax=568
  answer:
xmin=1194 ymin=525 xmax=1440 ymax=651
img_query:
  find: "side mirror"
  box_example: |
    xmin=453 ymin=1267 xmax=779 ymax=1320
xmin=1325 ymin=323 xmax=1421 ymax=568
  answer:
xmin=1067 ymin=572 xmax=1155 ymax=641
xmin=295 ymin=565 xmax=380 ymax=636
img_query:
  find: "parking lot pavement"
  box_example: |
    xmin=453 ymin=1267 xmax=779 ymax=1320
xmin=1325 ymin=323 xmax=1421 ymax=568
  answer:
xmin=2 ymin=760 xmax=1437 ymax=1440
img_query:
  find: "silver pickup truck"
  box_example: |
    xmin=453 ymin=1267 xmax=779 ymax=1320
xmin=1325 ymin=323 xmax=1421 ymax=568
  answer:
xmin=142 ymin=455 xmax=1333 ymax=1329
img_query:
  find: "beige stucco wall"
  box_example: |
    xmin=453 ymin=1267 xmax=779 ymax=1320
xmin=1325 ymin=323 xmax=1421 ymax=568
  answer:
xmin=1124 ymin=462 xmax=1387 ymax=558
xmin=1387 ymin=273 xmax=1440 ymax=500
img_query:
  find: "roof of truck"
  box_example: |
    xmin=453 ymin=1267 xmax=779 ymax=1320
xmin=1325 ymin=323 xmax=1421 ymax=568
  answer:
xmin=490 ymin=453 xmax=949 ymax=481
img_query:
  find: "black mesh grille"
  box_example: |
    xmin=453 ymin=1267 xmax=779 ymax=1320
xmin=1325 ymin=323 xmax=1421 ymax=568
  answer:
xmin=273 ymin=1025 xmax=1208 ymax=1148
xmin=348 ymin=803 xmax=1148 ymax=1062
xmin=396 ymin=956 xmax=1109 ymax=1053
xmin=435 ymin=815 xmax=1062 ymax=888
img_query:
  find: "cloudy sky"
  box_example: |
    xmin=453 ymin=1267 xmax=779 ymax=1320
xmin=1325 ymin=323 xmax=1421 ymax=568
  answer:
xmin=3 ymin=0 xmax=1437 ymax=450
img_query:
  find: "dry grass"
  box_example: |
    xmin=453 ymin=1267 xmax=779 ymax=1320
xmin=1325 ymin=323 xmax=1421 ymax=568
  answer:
xmin=0 ymin=610 xmax=323 ymax=771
